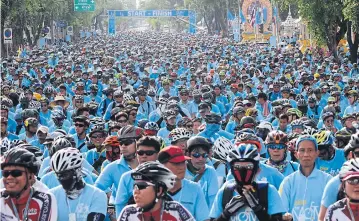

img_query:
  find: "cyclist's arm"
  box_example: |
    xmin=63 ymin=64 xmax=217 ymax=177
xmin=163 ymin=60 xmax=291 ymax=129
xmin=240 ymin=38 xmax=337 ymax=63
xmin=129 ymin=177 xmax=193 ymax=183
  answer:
xmin=87 ymin=188 xmax=108 ymax=221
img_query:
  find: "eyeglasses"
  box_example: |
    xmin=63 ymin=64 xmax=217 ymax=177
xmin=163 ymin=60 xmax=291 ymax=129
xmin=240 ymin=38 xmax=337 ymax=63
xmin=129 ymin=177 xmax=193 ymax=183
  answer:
xmin=267 ymin=144 xmax=286 ymax=150
xmin=134 ymin=181 xmax=155 ymax=191
xmin=76 ymin=101 xmax=84 ymax=103
xmin=191 ymin=152 xmax=208 ymax=159
xmin=347 ymin=178 xmax=359 ymax=185
xmin=137 ymin=150 xmax=157 ymax=156
xmin=75 ymin=123 xmax=85 ymax=127
xmin=120 ymin=139 xmax=135 ymax=146
xmin=233 ymin=163 xmax=254 ymax=170
xmin=118 ymin=120 xmax=127 ymax=123
xmin=2 ymin=170 xmax=25 ymax=178
xmin=325 ymin=120 xmax=334 ymax=124
xmin=91 ymin=134 xmax=105 ymax=139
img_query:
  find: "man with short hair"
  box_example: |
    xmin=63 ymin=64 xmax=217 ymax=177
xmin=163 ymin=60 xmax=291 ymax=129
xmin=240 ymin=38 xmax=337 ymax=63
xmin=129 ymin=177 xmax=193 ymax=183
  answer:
xmin=114 ymin=136 xmax=162 ymax=218
xmin=279 ymin=135 xmax=332 ymax=221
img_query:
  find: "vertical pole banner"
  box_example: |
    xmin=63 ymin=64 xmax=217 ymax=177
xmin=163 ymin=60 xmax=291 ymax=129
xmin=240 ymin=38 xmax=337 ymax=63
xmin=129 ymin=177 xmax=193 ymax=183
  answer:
xmin=108 ymin=11 xmax=116 ymax=35
xmin=189 ymin=11 xmax=196 ymax=34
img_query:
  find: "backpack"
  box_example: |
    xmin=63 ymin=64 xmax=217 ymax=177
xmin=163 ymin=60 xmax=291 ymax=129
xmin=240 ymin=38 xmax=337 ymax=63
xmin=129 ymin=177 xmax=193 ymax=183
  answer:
xmin=222 ymin=181 xmax=269 ymax=218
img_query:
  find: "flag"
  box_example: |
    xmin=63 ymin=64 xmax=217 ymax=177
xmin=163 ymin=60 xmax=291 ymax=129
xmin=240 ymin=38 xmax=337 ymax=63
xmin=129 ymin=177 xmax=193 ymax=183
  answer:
xmin=17 ymin=46 xmax=22 ymax=58
xmin=240 ymin=10 xmax=246 ymax=23
xmin=227 ymin=10 xmax=235 ymax=21
xmin=273 ymin=7 xmax=278 ymax=24
xmin=21 ymin=48 xmax=27 ymax=58
xmin=250 ymin=8 xmax=256 ymax=27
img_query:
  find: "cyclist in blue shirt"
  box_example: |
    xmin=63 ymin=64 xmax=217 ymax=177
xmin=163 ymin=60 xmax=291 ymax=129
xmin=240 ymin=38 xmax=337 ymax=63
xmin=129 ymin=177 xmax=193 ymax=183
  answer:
xmin=263 ymin=131 xmax=299 ymax=177
xmin=279 ymin=135 xmax=332 ymax=221
xmin=159 ymin=145 xmax=210 ymax=221
xmin=0 ymin=116 xmax=19 ymax=142
xmin=185 ymin=136 xmax=219 ymax=209
xmin=210 ymin=143 xmax=285 ymax=221
xmin=95 ymin=125 xmax=142 ymax=200
xmin=313 ymin=130 xmax=345 ymax=176
xmin=85 ymin=124 xmax=107 ymax=173
xmin=71 ymin=115 xmax=90 ymax=153
xmin=50 ymin=147 xmax=107 ymax=221
xmin=1 ymin=105 xmax=17 ymax=134
xmin=318 ymin=139 xmax=358 ymax=221
xmin=225 ymin=106 xmax=245 ymax=135
xmin=157 ymin=110 xmax=177 ymax=146
xmin=114 ymin=136 xmax=161 ymax=218
xmin=344 ymin=90 xmax=359 ymax=115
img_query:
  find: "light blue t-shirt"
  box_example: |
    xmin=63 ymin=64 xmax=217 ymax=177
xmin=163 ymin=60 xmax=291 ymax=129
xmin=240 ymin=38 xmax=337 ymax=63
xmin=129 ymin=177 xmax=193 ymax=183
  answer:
xmin=210 ymin=181 xmax=285 ymax=220
xmin=226 ymin=162 xmax=284 ymax=190
xmin=279 ymin=168 xmax=332 ymax=221
xmin=94 ymin=157 xmax=132 ymax=199
xmin=171 ymin=179 xmax=210 ymax=221
xmin=316 ymin=149 xmax=345 ymax=176
xmin=185 ymin=165 xmax=219 ymax=209
xmin=50 ymin=184 xmax=107 ymax=221
xmin=321 ymin=175 xmax=341 ymax=208
xmin=40 ymin=170 xmax=94 ymax=189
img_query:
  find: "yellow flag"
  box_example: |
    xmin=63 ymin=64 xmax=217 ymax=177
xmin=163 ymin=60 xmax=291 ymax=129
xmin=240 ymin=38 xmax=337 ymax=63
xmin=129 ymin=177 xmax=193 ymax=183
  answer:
xmin=17 ymin=47 xmax=22 ymax=58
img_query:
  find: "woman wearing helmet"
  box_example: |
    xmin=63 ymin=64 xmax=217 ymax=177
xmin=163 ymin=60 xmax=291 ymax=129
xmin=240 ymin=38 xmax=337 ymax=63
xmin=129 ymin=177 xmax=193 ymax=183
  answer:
xmin=325 ymin=159 xmax=359 ymax=220
xmin=314 ymin=130 xmax=345 ymax=176
xmin=50 ymin=148 xmax=107 ymax=221
xmin=210 ymin=143 xmax=285 ymax=221
xmin=264 ymin=130 xmax=299 ymax=177
xmin=0 ymin=148 xmax=58 ymax=220
xmin=119 ymin=161 xmax=194 ymax=221
xmin=186 ymin=136 xmax=219 ymax=208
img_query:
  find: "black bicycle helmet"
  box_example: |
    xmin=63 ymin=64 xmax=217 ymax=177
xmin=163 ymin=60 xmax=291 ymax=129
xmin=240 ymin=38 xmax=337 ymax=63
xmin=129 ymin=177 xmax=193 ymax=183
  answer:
xmin=73 ymin=115 xmax=90 ymax=126
xmin=187 ymin=136 xmax=212 ymax=153
xmin=1 ymin=148 xmax=38 ymax=174
xmin=204 ymin=113 xmax=221 ymax=124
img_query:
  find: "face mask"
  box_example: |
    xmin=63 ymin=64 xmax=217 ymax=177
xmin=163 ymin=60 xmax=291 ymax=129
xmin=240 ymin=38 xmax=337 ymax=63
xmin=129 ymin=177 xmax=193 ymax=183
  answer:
xmin=206 ymin=123 xmax=220 ymax=133
xmin=231 ymin=161 xmax=258 ymax=186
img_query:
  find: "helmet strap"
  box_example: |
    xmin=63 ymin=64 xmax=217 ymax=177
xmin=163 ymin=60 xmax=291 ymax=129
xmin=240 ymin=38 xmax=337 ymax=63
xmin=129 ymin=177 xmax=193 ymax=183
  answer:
xmin=139 ymin=183 xmax=161 ymax=213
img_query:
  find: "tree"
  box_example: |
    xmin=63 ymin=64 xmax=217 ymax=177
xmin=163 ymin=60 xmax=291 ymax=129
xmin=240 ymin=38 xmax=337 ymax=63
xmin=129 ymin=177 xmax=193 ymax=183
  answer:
xmin=343 ymin=0 xmax=359 ymax=63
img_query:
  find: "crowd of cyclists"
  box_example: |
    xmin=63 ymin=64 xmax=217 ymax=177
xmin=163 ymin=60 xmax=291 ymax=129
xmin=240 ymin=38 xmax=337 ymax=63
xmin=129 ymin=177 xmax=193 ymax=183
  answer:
xmin=1 ymin=31 xmax=359 ymax=220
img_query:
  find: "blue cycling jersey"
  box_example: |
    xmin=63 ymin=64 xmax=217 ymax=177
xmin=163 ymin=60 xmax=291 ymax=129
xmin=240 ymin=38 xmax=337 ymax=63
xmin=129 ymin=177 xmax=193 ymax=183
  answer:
xmin=321 ymin=175 xmax=341 ymax=208
xmin=316 ymin=149 xmax=345 ymax=176
xmin=185 ymin=165 xmax=219 ymax=208
xmin=210 ymin=180 xmax=285 ymax=220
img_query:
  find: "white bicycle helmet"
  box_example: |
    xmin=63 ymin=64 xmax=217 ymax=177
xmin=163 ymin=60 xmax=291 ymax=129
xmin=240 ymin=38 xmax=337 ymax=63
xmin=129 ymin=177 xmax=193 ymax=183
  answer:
xmin=339 ymin=158 xmax=359 ymax=181
xmin=51 ymin=147 xmax=83 ymax=173
xmin=213 ymin=137 xmax=234 ymax=161
xmin=169 ymin=128 xmax=191 ymax=143
xmin=227 ymin=143 xmax=260 ymax=163
xmin=256 ymin=121 xmax=273 ymax=131
xmin=144 ymin=122 xmax=160 ymax=131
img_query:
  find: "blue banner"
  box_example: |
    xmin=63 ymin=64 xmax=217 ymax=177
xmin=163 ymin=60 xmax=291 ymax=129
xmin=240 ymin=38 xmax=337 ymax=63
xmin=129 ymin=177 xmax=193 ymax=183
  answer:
xmin=227 ymin=10 xmax=234 ymax=21
xmin=240 ymin=10 xmax=246 ymax=23
xmin=111 ymin=10 xmax=190 ymax=17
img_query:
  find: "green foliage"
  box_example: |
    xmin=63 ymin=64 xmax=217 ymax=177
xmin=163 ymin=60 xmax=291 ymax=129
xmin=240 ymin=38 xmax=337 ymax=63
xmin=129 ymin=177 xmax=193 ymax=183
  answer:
xmin=343 ymin=0 xmax=359 ymax=33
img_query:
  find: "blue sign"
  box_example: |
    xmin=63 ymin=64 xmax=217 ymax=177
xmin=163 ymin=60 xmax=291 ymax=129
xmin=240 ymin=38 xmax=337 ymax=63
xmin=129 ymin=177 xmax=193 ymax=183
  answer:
xmin=107 ymin=10 xmax=196 ymax=35
xmin=57 ymin=21 xmax=67 ymax=28
xmin=4 ymin=29 xmax=12 ymax=38
xmin=109 ymin=10 xmax=189 ymax=17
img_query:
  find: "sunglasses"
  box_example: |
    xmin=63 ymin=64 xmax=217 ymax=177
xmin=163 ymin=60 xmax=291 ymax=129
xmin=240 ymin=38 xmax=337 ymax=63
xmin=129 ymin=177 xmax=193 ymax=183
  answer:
xmin=267 ymin=144 xmax=287 ymax=150
xmin=347 ymin=178 xmax=359 ymax=185
xmin=233 ymin=163 xmax=254 ymax=170
xmin=75 ymin=123 xmax=85 ymax=127
xmin=120 ymin=139 xmax=135 ymax=146
xmin=2 ymin=169 xmax=25 ymax=178
xmin=137 ymin=150 xmax=157 ymax=156
xmin=325 ymin=120 xmax=334 ymax=124
xmin=76 ymin=101 xmax=84 ymax=103
xmin=134 ymin=181 xmax=155 ymax=191
xmin=191 ymin=152 xmax=208 ymax=159
xmin=91 ymin=134 xmax=104 ymax=139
